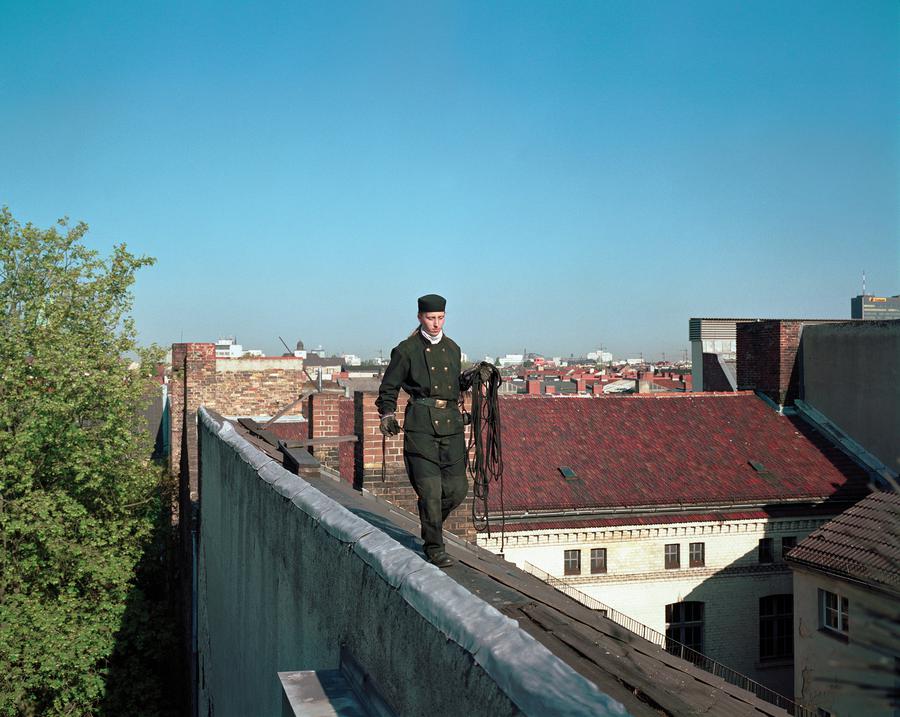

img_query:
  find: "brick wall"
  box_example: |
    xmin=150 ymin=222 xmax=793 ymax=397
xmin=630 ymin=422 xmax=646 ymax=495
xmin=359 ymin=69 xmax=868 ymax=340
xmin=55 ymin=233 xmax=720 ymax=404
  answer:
xmin=212 ymin=369 xmax=308 ymax=417
xmin=736 ymin=320 xmax=844 ymax=406
xmin=349 ymin=391 xmax=475 ymax=541
xmin=169 ymin=343 xmax=310 ymax=473
xmin=306 ymin=392 xmax=342 ymax=470
xmin=339 ymin=398 xmax=355 ymax=481
xmin=169 ymin=342 xmax=217 ymax=475
xmin=736 ymin=321 xmax=803 ymax=405
xmin=171 ymin=344 xmax=477 ymax=543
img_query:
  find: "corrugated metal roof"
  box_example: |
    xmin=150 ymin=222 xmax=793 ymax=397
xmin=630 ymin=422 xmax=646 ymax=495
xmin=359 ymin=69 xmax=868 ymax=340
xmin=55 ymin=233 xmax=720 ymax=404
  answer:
xmin=688 ymin=317 xmax=845 ymax=341
xmin=786 ymin=491 xmax=900 ymax=594
xmin=492 ymin=394 xmax=870 ymax=513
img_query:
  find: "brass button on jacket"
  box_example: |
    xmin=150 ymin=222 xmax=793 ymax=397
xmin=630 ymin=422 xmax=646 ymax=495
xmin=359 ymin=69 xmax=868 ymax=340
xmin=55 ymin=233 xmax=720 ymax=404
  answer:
xmin=376 ymin=332 xmax=464 ymax=439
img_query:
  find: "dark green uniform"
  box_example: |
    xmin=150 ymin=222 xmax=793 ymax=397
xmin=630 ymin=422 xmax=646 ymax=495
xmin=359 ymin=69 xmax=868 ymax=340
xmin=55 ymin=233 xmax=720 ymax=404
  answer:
xmin=376 ymin=331 xmax=468 ymax=556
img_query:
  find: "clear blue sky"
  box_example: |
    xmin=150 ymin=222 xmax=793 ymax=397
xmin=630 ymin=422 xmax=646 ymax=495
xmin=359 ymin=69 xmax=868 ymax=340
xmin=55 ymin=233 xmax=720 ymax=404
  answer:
xmin=2 ymin=1 xmax=897 ymax=361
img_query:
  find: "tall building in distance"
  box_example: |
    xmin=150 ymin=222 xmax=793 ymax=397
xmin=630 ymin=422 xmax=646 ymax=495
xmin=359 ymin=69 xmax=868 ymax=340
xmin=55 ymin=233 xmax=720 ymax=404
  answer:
xmin=851 ymin=293 xmax=900 ymax=320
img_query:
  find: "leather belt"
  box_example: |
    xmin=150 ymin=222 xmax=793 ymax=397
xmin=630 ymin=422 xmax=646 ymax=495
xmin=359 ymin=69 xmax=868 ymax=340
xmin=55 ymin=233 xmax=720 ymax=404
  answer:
xmin=412 ymin=397 xmax=457 ymax=409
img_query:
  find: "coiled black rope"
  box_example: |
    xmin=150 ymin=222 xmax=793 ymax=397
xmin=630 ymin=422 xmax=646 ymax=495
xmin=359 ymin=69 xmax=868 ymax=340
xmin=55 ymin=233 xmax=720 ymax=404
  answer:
xmin=463 ymin=362 xmax=505 ymax=554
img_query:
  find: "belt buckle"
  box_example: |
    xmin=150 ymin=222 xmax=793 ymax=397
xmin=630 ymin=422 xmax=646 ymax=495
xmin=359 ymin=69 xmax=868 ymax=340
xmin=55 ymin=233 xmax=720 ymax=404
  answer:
xmin=434 ymin=399 xmax=447 ymax=409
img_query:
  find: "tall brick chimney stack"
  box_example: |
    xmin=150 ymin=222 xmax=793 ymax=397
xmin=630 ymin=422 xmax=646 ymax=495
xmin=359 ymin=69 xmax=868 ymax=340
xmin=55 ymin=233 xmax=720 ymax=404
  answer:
xmin=736 ymin=320 xmax=804 ymax=406
xmin=170 ymin=342 xmax=216 ymax=476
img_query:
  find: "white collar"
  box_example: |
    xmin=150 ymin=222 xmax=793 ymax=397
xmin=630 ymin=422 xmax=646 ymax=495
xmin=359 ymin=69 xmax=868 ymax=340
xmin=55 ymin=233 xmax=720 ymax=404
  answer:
xmin=421 ymin=328 xmax=443 ymax=345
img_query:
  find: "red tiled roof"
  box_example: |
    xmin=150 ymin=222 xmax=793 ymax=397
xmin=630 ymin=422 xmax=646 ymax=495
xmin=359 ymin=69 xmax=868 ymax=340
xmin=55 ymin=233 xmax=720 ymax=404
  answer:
xmin=787 ymin=491 xmax=900 ymax=594
xmin=651 ymin=378 xmax=687 ymax=391
xmin=493 ymin=394 xmax=870 ymax=512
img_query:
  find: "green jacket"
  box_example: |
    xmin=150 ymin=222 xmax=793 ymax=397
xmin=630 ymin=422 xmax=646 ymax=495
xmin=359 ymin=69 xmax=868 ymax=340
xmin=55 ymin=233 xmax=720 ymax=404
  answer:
xmin=376 ymin=332 xmax=465 ymax=437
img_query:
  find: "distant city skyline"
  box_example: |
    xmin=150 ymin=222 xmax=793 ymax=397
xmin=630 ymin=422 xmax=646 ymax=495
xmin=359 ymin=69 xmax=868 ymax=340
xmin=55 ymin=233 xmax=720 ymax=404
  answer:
xmin=198 ymin=331 xmax=694 ymax=364
xmin=3 ymin=2 xmax=897 ymax=361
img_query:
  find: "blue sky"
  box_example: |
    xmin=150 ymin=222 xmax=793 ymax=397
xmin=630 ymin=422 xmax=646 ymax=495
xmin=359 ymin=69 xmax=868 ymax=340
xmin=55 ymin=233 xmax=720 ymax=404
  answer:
xmin=2 ymin=1 xmax=897 ymax=361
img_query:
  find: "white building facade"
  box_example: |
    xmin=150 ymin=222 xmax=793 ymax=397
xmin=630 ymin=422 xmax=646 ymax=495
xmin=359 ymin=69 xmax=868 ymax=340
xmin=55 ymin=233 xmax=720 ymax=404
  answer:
xmin=480 ymin=512 xmax=828 ymax=699
xmin=787 ymin=491 xmax=900 ymax=717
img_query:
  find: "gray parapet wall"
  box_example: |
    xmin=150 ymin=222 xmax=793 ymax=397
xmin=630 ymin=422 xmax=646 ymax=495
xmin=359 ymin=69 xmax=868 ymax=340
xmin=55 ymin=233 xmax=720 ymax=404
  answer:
xmin=197 ymin=406 xmax=629 ymax=717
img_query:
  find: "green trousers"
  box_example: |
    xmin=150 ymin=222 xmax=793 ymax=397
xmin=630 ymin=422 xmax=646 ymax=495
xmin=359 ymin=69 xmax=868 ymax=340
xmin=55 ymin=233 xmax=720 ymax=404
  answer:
xmin=403 ymin=432 xmax=468 ymax=555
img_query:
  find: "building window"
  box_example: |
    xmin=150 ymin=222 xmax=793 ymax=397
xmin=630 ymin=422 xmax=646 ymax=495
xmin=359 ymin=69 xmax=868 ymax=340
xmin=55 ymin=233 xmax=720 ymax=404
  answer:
xmin=758 ymin=537 xmax=774 ymax=563
xmin=563 ymin=549 xmax=581 ymax=576
xmin=759 ymin=594 xmax=794 ymax=660
xmin=689 ymin=542 xmax=705 ymax=567
xmin=781 ymin=536 xmax=797 ymax=559
xmin=819 ymin=589 xmax=849 ymax=634
xmin=590 ymin=548 xmax=607 ymax=574
xmin=665 ymin=601 xmax=704 ymax=653
xmin=664 ymin=543 xmax=680 ymax=569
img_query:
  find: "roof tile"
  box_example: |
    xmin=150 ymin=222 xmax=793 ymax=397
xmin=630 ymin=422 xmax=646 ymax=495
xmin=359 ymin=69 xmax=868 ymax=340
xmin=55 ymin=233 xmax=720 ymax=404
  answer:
xmin=492 ymin=394 xmax=870 ymax=513
xmin=787 ymin=491 xmax=900 ymax=594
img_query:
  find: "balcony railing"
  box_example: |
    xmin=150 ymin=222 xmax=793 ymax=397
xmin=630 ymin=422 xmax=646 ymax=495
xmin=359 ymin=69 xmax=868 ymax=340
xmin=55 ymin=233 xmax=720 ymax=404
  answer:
xmin=521 ymin=561 xmax=814 ymax=717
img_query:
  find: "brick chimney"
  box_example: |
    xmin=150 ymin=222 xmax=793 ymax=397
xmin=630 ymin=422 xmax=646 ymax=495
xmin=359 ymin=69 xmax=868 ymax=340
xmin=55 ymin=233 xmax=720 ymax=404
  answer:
xmin=527 ymin=379 xmax=542 ymax=395
xmin=169 ymin=343 xmax=216 ymax=475
xmin=307 ymin=392 xmax=343 ymax=471
xmin=351 ymin=391 xmax=474 ymax=541
xmin=737 ymin=320 xmax=804 ymax=405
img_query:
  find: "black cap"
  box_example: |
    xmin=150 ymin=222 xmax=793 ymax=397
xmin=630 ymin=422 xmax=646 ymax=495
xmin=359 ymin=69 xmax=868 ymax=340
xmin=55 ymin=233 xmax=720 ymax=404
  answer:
xmin=417 ymin=294 xmax=446 ymax=312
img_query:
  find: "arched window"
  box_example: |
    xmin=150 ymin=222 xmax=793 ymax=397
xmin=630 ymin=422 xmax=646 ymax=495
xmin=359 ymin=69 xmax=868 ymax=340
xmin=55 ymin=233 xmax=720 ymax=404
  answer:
xmin=665 ymin=601 xmax=704 ymax=654
xmin=759 ymin=594 xmax=793 ymax=660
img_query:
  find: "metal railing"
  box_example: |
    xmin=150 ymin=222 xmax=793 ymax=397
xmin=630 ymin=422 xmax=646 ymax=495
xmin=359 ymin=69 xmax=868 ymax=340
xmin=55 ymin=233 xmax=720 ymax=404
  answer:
xmin=521 ymin=561 xmax=814 ymax=717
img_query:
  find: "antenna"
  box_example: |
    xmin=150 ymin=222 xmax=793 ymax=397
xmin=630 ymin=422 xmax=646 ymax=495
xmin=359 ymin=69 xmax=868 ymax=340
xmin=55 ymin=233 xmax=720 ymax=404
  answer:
xmin=862 ymin=270 xmax=866 ymax=296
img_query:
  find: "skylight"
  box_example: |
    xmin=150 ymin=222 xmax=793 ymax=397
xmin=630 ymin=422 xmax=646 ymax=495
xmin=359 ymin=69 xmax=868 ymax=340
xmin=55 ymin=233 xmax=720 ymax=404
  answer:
xmin=559 ymin=466 xmax=578 ymax=481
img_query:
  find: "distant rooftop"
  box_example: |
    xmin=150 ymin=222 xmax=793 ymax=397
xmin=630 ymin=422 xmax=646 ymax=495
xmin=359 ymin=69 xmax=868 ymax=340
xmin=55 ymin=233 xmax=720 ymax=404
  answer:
xmin=303 ymin=355 xmax=345 ymax=366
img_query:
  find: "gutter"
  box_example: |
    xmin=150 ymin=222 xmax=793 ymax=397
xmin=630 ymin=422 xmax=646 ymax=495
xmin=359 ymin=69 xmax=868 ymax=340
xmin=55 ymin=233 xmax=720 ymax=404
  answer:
xmin=786 ymin=559 xmax=900 ymax=600
xmin=497 ymin=496 xmax=845 ymax=524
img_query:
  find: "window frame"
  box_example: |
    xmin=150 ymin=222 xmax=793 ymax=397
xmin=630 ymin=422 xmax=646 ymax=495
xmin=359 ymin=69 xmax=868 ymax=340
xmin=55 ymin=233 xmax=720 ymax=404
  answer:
xmin=781 ymin=536 xmax=797 ymax=559
xmin=590 ymin=547 xmax=607 ymax=574
xmin=759 ymin=594 xmax=794 ymax=661
xmin=758 ymin=537 xmax=774 ymax=564
xmin=819 ymin=588 xmax=849 ymax=635
xmin=664 ymin=543 xmax=681 ymax=569
xmin=563 ymin=549 xmax=581 ymax=576
xmin=689 ymin=542 xmax=705 ymax=568
xmin=665 ymin=601 xmax=705 ymax=654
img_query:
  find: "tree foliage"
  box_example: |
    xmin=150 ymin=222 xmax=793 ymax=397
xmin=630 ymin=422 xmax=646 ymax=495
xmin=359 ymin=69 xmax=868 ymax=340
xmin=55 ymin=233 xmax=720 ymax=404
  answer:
xmin=0 ymin=207 xmax=170 ymax=715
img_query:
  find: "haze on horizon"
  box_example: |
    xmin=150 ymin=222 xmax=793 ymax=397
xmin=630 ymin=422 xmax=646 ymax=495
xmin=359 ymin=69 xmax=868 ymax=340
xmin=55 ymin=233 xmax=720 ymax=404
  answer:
xmin=2 ymin=1 xmax=897 ymax=361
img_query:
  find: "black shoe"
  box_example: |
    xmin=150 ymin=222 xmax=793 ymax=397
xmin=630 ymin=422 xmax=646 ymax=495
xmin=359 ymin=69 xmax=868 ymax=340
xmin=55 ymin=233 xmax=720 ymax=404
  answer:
xmin=426 ymin=550 xmax=454 ymax=568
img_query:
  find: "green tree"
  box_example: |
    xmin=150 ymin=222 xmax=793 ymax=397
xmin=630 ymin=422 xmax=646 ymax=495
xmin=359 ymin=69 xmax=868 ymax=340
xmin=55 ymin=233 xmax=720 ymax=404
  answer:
xmin=0 ymin=208 xmax=167 ymax=715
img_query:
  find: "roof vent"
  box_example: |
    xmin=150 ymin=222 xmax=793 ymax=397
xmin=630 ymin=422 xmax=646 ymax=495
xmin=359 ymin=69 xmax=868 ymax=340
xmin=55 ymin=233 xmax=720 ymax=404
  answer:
xmin=559 ymin=466 xmax=578 ymax=481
